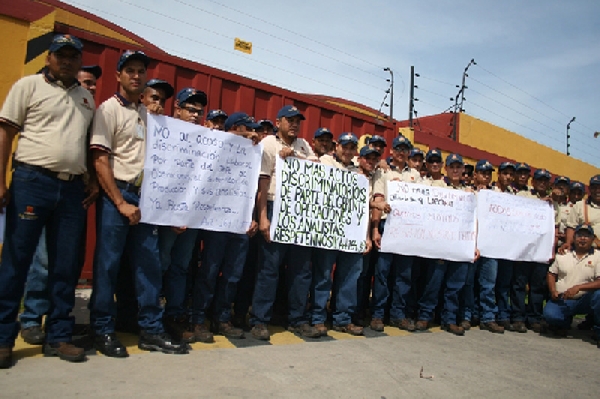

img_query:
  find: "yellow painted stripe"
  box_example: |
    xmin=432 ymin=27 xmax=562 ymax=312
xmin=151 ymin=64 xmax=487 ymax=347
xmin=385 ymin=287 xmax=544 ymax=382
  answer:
xmin=268 ymin=326 xmax=305 ymax=345
xmin=326 ymin=330 xmax=366 ymax=340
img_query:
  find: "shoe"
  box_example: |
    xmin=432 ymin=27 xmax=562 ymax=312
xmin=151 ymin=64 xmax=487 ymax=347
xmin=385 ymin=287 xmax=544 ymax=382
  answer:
xmin=497 ymin=320 xmax=512 ymax=330
xmin=511 ymin=321 xmax=528 ymax=333
xmin=251 ymin=324 xmax=270 ymax=341
xmin=163 ymin=316 xmax=195 ymax=343
xmin=460 ymin=320 xmax=471 ymax=331
xmin=553 ymin=328 xmax=568 ymax=337
xmin=370 ymin=318 xmax=385 ymax=332
xmin=43 ymin=342 xmax=86 ymax=362
xmin=138 ymin=332 xmax=188 ymax=354
xmin=445 ymin=324 xmax=465 ymax=336
xmin=191 ymin=324 xmax=214 ymax=343
xmin=20 ymin=325 xmax=45 ymax=345
xmin=216 ymin=321 xmax=245 ymax=339
xmin=94 ymin=333 xmax=128 ymax=358
xmin=334 ymin=323 xmax=364 ymax=336
xmin=391 ymin=318 xmax=415 ymax=332
xmin=288 ymin=323 xmax=321 ymax=339
xmin=529 ymin=322 xmax=542 ymax=333
xmin=471 ymin=317 xmax=480 ymax=327
xmin=232 ymin=314 xmax=249 ymax=331
xmin=480 ymin=321 xmax=505 ymax=334
xmin=414 ymin=320 xmax=430 ymax=332
xmin=0 ymin=346 xmax=12 ymax=369
xmin=577 ymin=318 xmax=594 ymax=330
xmin=314 ymin=323 xmax=328 ymax=336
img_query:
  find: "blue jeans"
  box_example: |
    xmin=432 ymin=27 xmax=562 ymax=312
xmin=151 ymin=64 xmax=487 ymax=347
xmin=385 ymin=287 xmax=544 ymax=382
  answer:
xmin=19 ymin=228 xmax=50 ymax=329
xmin=544 ymin=291 xmax=600 ymax=334
xmin=311 ymin=248 xmax=362 ymax=326
xmin=191 ymin=231 xmax=248 ymax=324
xmin=250 ymin=201 xmax=312 ymax=327
xmin=234 ymin=234 xmax=259 ymax=318
xmin=495 ymin=259 xmax=514 ymax=322
xmin=90 ymin=190 xmax=164 ymax=335
xmin=461 ymin=257 xmax=498 ymax=323
xmin=0 ymin=167 xmax=85 ymax=345
xmin=371 ymin=248 xmax=414 ymax=320
xmin=159 ymin=226 xmax=199 ymax=317
xmin=417 ymin=260 xmax=468 ymax=325
xmin=355 ymin=252 xmax=372 ymax=319
xmin=511 ymin=261 xmax=548 ymax=324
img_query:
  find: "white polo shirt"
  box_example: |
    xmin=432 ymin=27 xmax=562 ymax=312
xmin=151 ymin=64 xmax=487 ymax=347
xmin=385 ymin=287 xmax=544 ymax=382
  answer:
xmin=549 ymin=250 xmax=600 ymax=298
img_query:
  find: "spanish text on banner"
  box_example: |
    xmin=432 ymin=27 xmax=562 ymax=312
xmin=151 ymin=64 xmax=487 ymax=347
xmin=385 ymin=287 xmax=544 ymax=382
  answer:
xmin=380 ymin=181 xmax=477 ymax=262
xmin=139 ymin=115 xmax=262 ymax=234
xmin=476 ymin=190 xmax=554 ymax=262
xmin=270 ymin=157 xmax=369 ymax=253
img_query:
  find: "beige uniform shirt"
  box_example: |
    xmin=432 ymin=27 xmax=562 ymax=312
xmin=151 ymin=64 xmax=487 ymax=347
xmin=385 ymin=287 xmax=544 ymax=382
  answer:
xmin=260 ymin=134 xmax=316 ymax=201
xmin=549 ymin=250 xmax=600 ymax=298
xmin=372 ymin=164 xmax=422 ymax=219
xmin=566 ymin=201 xmax=600 ymax=236
xmin=319 ymin=154 xmax=359 ymax=173
xmin=0 ymin=73 xmax=94 ymax=174
xmin=422 ymin=176 xmax=447 ymax=188
xmin=90 ymin=94 xmax=147 ymax=183
xmin=517 ymin=189 xmax=560 ymax=226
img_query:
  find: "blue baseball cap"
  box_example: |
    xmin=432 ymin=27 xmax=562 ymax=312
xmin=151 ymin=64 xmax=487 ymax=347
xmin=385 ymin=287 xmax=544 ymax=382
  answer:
xmin=570 ymin=181 xmax=585 ymax=192
xmin=392 ymin=135 xmax=413 ymax=149
xmin=409 ymin=148 xmax=424 ymax=158
xmin=368 ymin=135 xmax=387 ymax=147
xmin=224 ymin=112 xmax=261 ymax=132
xmin=258 ymin=119 xmax=274 ymax=128
xmin=49 ymin=34 xmax=83 ymax=53
xmin=590 ymin=175 xmax=600 ymax=186
xmin=475 ymin=159 xmax=494 ymax=172
xmin=145 ymin=79 xmax=174 ymax=99
xmin=533 ymin=169 xmax=551 ymax=180
xmin=81 ymin=65 xmax=102 ymax=79
xmin=446 ymin=153 xmax=464 ymax=166
xmin=338 ymin=132 xmax=358 ymax=146
xmin=176 ymin=87 xmax=207 ymax=107
xmin=554 ymin=176 xmax=571 ymax=185
xmin=206 ymin=109 xmax=228 ymax=121
xmin=277 ymin=105 xmax=305 ymax=120
xmin=117 ymin=50 xmax=150 ymax=71
xmin=426 ymin=149 xmax=443 ymax=162
xmin=314 ymin=127 xmax=333 ymax=138
xmin=575 ymin=224 xmax=595 ymax=236
xmin=359 ymin=146 xmax=380 ymax=157
xmin=498 ymin=162 xmax=516 ymax=171
xmin=515 ymin=162 xmax=531 ymax=172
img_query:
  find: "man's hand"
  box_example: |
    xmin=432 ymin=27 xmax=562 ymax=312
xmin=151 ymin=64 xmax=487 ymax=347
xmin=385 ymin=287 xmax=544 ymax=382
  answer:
xmin=279 ymin=147 xmax=295 ymax=159
xmin=247 ymin=220 xmax=258 ymax=237
xmin=558 ymin=242 xmax=570 ymax=255
xmin=563 ymin=286 xmax=580 ymax=299
xmin=0 ymin=184 xmax=9 ymax=213
xmin=372 ymin=228 xmax=382 ymax=249
xmin=550 ymin=290 xmax=560 ymax=301
xmin=377 ymin=202 xmax=391 ymax=213
xmin=146 ymin=103 xmax=164 ymax=115
xmin=474 ymin=248 xmax=481 ymax=262
xmin=259 ymin=217 xmax=271 ymax=243
xmin=247 ymin=132 xmax=260 ymax=145
xmin=378 ymin=159 xmax=390 ymax=171
xmin=118 ymin=202 xmax=141 ymax=225
xmin=82 ymin=179 xmax=100 ymax=209
xmin=363 ymin=239 xmax=372 ymax=255
xmin=171 ymin=226 xmax=187 ymax=234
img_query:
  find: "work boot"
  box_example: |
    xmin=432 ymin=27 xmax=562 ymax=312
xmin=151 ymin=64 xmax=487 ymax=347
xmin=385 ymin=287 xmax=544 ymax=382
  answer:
xmin=370 ymin=318 xmax=385 ymax=332
xmin=480 ymin=321 xmax=505 ymax=334
xmin=216 ymin=321 xmax=245 ymax=339
xmin=43 ymin=342 xmax=86 ymax=362
xmin=334 ymin=323 xmax=364 ymax=336
xmin=138 ymin=332 xmax=188 ymax=354
xmin=498 ymin=320 xmax=512 ymax=330
xmin=314 ymin=323 xmax=328 ymax=336
xmin=251 ymin=324 xmax=270 ymax=341
xmin=391 ymin=318 xmax=415 ymax=332
xmin=460 ymin=320 xmax=472 ymax=331
xmin=414 ymin=320 xmax=430 ymax=332
xmin=445 ymin=324 xmax=465 ymax=336
xmin=0 ymin=346 xmax=12 ymax=369
xmin=511 ymin=321 xmax=528 ymax=333
xmin=191 ymin=324 xmax=214 ymax=343
xmin=20 ymin=325 xmax=45 ymax=345
xmin=94 ymin=333 xmax=129 ymax=358
xmin=288 ymin=323 xmax=320 ymax=339
xmin=163 ymin=316 xmax=195 ymax=343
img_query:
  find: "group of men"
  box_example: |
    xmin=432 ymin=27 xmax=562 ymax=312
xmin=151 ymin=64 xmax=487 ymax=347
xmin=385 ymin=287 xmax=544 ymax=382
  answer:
xmin=0 ymin=35 xmax=598 ymax=369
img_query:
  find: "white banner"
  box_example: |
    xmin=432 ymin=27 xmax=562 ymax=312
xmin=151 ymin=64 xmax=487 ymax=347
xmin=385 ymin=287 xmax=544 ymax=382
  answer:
xmin=476 ymin=190 xmax=554 ymax=262
xmin=139 ymin=115 xmax=262 ymax=234
xmin=380 ymin=182 xmax=477 ymax=262
xmin=270 ymin=157 xmax=369 ymax=253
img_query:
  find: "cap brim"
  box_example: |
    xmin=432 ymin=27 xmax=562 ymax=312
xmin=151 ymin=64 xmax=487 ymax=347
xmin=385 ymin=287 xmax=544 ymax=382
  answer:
xmin=183 ymin=93 xmax=207 ymax=106
xmin=147 ymin=82 xmax=174 ymax=99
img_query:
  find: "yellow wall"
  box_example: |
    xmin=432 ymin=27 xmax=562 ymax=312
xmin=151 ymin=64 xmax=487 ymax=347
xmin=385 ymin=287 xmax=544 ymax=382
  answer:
xmin=459 ymin=114 xmax=598 ymax=182
xmin=0 ymin=15 xmax=29 ymax=104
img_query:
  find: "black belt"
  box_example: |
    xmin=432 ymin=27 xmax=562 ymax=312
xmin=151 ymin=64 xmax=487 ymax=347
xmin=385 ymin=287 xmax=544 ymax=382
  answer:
xmin=13 ymin=161 xmax=82 ymax=182
xmin=115 ymin=179 xmax=141 ymax=194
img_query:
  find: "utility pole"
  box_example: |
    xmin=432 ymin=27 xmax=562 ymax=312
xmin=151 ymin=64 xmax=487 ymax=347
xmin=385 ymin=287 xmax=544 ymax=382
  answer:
xmin=451 ymin=58 xmax=476 ymax=141
xmin=566 ymin=117 xmax=576 ymax=156
xmin=384 ymin=67 xmax=394 ymax=121
xmin=409 ymin=66 xmax=415 ymax=128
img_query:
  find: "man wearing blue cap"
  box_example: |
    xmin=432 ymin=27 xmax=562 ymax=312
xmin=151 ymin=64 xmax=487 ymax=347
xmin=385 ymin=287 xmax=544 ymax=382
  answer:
xmin=89 ymin=50 xmax=187 ymax=357
xmin=256 ymin=119 xmax=276 ymax=141
xmin=569 ymin=181 xmax=585 ymax=205
xmin=553 ymin=176 xmax=572 ymax=248
xmin=0 ymin=34 xmax=95 ymax=367
xmin=140 ymin=79 xmax=174 ymax=110
xmin=544 ymin=224 xmax=600 ymax=345
xmin=205 ymin=109 xmax=228 ymax=131
xmin=368 ymin=135 xmax=387 ymax=155
xmin=422 ymin=149 xmax=446 ymax=187
xmin=310 ymin=133 xmax=365 ymax=336
xmin=407 ymin=148 xmax=425 ymax=173
xmin=173 ymin=88 xmax=207 ymax=126
xmin=312 ymin=127 xmax=333 ymax=158
xmin=513 ymin=163 xmax=532 ymax=192
xmin=370 ymin=135 xmax=421 ymax=332
xmin=250 ymin=105 xmax=319 ymax=340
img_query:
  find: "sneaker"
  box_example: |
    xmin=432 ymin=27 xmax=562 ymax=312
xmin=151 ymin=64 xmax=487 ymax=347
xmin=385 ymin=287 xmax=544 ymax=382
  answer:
xmin=251 ymin=324 xmax=270 ymax=341
xmin=445 ymin=324 xmax=465 ymax=336
xmin=392 ymin=318 xmax=415 ymax=332
xmin=0 ymin=346 xmax=12 ymax=369
xmin=138 ymin=332 xmax=188 ymax=354
xmin=163 ymin=316 xmax=195 ymax=343
xmin=216 ymin=322 xmax=245 ymax=339
xmin=334 ymin=323 xmax=364 ymax=336
xmin=191 ymin=324 xmax=214 ymax=343
xmin=314 ymin=323 xmax=328 ymax=336
xmin=480 ymin=321 xmax=505 ymax=334
xmin=414 ymin=320 xmax=430 ymax=332
xmin=370 ymin=318 xmax=385 ymax=332
xmin=511 ymin=321 xmax=528 ymax=333
xmin=288 ymin=323 xmax=321 ymax=339
xmin=460 ymin=320 xmax=471 ymax=331
xmin=43 ymin=342 xmax=86 ymax=362
xmin=20 ymin=325 xmax=45 ymax=345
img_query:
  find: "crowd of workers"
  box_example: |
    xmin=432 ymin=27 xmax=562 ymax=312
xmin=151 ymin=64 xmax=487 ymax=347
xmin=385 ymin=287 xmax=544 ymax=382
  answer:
xmin=0 ymin=35 xmax=598 ymax=369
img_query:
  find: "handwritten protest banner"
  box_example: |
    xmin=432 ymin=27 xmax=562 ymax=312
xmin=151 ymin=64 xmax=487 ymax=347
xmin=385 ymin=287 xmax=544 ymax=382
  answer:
xmin=139 ymin=115 xmax=261 ymax=234
xmin=380 ymin=182 xmax=477 ymax=262
xmin=270 ymin=157 xmax=369 ymax=253
xmin=476 ymin=190 xmax=554 ymax=262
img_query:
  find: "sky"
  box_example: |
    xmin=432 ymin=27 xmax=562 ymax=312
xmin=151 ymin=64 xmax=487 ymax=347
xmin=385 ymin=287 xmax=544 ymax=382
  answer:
xmin=64 ymin=0 xmax=600 ymax=167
